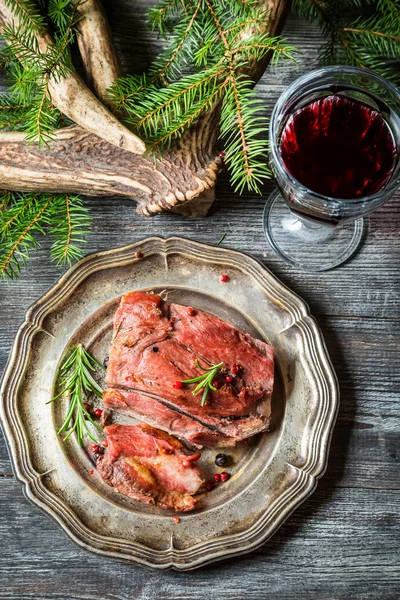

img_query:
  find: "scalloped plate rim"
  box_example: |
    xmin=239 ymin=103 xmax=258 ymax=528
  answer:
xmin=0 ymin=236 xmax=339 ymax=570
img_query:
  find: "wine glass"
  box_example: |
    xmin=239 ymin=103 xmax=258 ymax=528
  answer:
xmin=264 ymin=66 xmax=400 ymax=271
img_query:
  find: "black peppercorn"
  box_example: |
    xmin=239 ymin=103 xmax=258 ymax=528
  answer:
xmin=215 ymin=453 xmax=229 ymax=467
xmin=93 ymin=448 xmax=105 ymax=461
xmin=152 ymin=346 xmax=159 ymax=352
xmin=103 ymin=356 xmax=109 ymax=367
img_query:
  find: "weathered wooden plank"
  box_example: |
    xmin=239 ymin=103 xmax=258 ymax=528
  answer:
xmin=0 ymin=478 xmax=398 ymax=599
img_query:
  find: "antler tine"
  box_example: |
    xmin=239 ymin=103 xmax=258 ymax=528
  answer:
xmin=72 ymin=0 xmax=122 ymax=105
xmin=0 ymin=1 xmax=146 ymax=155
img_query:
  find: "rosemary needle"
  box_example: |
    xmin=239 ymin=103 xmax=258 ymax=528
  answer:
xmin=217 ymin=232 xmax=227 ymax=245
xmin=181 ymin=359 xmax=224 ymax=407
xmin=47 ymin=344 xmax=105 ymax=446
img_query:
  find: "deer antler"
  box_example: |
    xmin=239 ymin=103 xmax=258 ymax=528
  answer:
xmin=0 ymin=0 xmax=289 ymax=217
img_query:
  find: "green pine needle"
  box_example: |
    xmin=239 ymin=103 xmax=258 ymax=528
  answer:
xmin=109 ymin=0 xmax=295 ymax=194
xmin=5 ymin=0 xmax=46 ymax=33
xmin=0 ymin=0 xmax=398 ymax=283
xmin=1 ymin=0 xmax=80 ymax=146
xmin=293 ymin=0 xmax=400 ymax=86
xmin=48 ymin=344 xmax=105 ymax=447
xmin=0 ymin=191 xmax=91 ymax=280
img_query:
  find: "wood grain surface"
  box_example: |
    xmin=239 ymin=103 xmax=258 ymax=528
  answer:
xmin=0 ymin=2 xmax=399 ymax=599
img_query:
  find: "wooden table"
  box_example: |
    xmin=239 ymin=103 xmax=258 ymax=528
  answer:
xmin=1 ymin=4 xmax=399 ymax=599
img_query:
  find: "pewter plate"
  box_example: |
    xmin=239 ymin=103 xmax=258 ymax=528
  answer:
xmin=0 ymin=237 xmax=339 ymax=570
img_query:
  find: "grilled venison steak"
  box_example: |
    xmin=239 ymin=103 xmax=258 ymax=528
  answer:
xmin=97 ymin=424 xmax=204 ymax=511
xmin=104 ymin=291 xmax=274 ymax=447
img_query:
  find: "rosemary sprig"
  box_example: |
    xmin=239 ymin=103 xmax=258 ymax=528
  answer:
xmin=182 ymin=359 xmax=223 ymax=406
xmin=48 ymin=344 xmax=105 ymax=446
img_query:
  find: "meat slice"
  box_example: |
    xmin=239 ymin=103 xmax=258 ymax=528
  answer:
xmin=104 ymin=291 xmax=274 ymax=445
xmin=97 ymin=424 xmax=204 ymax=511
xmin=103 ymin=388 xmax=237 ymax=448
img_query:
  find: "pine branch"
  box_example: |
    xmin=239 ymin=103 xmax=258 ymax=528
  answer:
xmin=0 ymin=191 xmax=12 ymax=212
xmin=149 ymin=76 xmax=228 ymax=149
xmin=0 ymin=192 xmax=52 ymax=279
xmin=204 ymin=0 xmax=269 ymax=192
xmin=48 ymin=194 xmax=91 ymax=265
xmin=148 ymin=0 xmax=186 ymax=36
xmin=220 ymin=75 xmax=270 ymax=193
xmin=0 ymin=0 xmax=80 ymax=145
xmin=128 ymin=67 xmax=225 ymax=136
xmin=110 ymin=0 xmax=293 ymax=194
xmin=1 ymin=192 xmax=38 ymax=233
xmin=107 ymin=74 xmax=153 ymax=116
xmin=294 ymin=0 xmax=400 ymax=85
xmin=0 ymin=191 xmax=90 ymax=280
xmin=5 ymin=0 xmax=46 ymax=33
xmin=149 ymin=1 xmax=202 ymax=83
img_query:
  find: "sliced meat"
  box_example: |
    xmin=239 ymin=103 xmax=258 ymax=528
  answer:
xmin=112 ymin=290 xmax=172 ymax=347
xmin=105 ymin=339 xmax=261 ymax=418
xmin=97 ymin=424 xmax=204 ymax=511
xmin=170 ymin=303 xmax=274 ymax=395
xmin=104 ymin=291 xmax=274 ymax=446
xmin=103 ymin=388 xmax=237 ymax=448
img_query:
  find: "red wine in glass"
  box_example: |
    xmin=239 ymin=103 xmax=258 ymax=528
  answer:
xmin=279 ymin=94 xmax=397 ymax=200
xmin=265 ymin=67 xmax=400 ymax=272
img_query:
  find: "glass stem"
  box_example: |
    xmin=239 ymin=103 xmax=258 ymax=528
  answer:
xmin=281 ymin=211 xmax=336 ymax=242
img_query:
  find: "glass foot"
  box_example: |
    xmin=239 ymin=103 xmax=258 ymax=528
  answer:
xmin=263 ymin=190 xmax=365 ymax=272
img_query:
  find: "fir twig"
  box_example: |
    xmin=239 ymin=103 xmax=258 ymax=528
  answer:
xmin=0 ymin=191 xmax=90 ymax=280
xmin=294 ymin=0 xmax=400 ymax=85
xmin=1 ymin=0 xmax=81 ymax=146
xmin=109 ymin=0 xmax=294 ymax=193
xmin=0 ymin=193 xmax=52 ymax=279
